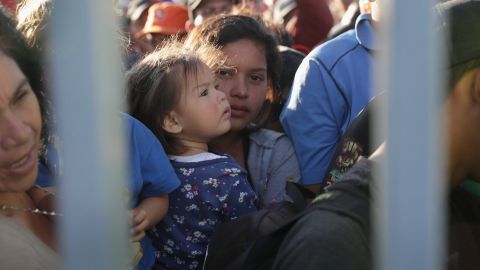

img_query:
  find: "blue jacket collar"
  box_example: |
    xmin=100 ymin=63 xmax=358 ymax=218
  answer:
xmin=355 ymin=13 xmax=379 ymax=51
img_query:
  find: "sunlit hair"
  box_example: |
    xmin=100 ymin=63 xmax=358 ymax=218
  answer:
xmin=127 ymin=40 xmax=223 ymax=155
xmin=184 ymin=14 xmax=281 ymax=129
xmin=16 ymin=0 xmax=53 ymax=49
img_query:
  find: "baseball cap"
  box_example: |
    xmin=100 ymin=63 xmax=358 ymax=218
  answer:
xmin=137 ymin=2 xmax=188 ymax=36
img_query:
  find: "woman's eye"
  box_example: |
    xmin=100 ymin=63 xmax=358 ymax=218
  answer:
xmin=13 ymin=89 xmax=29 ymax=104
xmin=250 ymin=75 xmax=265 ymax=82
xmin=200 ymin=89 xmax=208 ymax=97
xmin=217 ymin=69 xmax=231 ymax=77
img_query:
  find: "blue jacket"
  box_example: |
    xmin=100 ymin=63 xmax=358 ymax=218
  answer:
xmin=280 ymin=14 xmax=377 ymax=185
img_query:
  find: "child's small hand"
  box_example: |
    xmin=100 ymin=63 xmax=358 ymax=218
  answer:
xmin=130 ymin=208 xmax=149 ymax=242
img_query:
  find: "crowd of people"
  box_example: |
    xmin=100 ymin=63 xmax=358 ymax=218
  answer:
xmin=0 ymin=0 xmax=479 ymax=269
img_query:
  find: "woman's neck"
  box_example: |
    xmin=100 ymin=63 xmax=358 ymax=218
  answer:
xmin=209 ymin=131 xmax=247 ymax=167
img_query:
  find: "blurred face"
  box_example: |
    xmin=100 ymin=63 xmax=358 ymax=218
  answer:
xmin=216 ymin=39 xmax=269 ymax=131
xmin=0 ymin=52 xmax=41 ymax=192
xmin=193 ymin=0 xmax=233 ymax=26
xmin=137 ymin=33 xmax=181 ymax=54
xmin=445 ymin=68 xmax=480 ymax=187
xmin=175 ymin=63 xmax=231 ymax=142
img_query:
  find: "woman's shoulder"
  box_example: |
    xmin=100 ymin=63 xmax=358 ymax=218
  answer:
xmin=249 ymin=128 xmax=293 ymax=150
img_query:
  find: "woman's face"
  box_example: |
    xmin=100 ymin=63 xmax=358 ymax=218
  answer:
xmin=0 ymin=52 xmax=41 ymax=192
xmin=217 ymin=38 xmax=269 ymax=131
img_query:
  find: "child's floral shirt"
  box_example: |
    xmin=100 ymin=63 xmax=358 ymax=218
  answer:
xmin=150 ymin=155 xmax=257 ymax=269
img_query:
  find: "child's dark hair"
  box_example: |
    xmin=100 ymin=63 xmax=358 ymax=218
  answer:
xmin=184 ymin=14 xmax=281 ymax=128
xmin=127 ymin=41 xmax=221 ymax=154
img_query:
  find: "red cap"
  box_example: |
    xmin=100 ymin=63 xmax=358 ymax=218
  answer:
xmin=139 ymin=2 xmax=188 ymax=36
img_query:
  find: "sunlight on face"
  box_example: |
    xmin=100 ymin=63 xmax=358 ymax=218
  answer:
xmin=0 ymin=52 xmax=41 ymax=192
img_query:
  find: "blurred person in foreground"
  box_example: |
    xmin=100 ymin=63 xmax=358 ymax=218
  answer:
xmin=273 ymin=1 xmax=480 ymax=269
xmin=0 ymin=6 xmax=58 ymax=269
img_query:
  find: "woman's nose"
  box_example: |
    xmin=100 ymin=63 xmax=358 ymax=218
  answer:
xmin=230 ymin=78 xmax=248 ymax=98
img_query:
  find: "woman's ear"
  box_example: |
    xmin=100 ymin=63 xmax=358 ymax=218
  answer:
xmin=162 ymin=112 xmax=183 ymax=134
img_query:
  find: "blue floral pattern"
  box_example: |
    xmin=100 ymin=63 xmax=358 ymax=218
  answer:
xmin=150 ymin=155 xmax=257 ymax=269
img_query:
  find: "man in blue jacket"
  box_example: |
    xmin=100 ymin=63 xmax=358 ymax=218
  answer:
xmin=280 ymin=0 xmax=379 ymax=193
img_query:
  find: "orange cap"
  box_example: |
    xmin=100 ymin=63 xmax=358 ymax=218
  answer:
xmin=139 ymin=2 xmax=188 ymax=36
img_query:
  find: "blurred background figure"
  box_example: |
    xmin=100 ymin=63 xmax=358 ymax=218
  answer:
xmin=0 ymin=0 xmax=16 ymax=13
xmin=126 ymin=0 xmax=158 ymax=68
xmin=135 ymin=2 xmax=188 ymax=54
xmin=186 ymin=0 xmax=239 ymax=28
xmin=271 ymin=0 xmax=333 ymax=53
xmin=328 ymin=0 xmax=353 ymax=23
xmin=327 ymin=0 xmax=360 ymax=39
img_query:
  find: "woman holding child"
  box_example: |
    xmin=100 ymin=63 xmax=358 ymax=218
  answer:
xmin=185 ymin=14 xmax=302 ymax=209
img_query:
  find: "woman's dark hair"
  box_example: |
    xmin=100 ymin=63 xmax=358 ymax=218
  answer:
xmin=0 ymin=7 xmax=43 ymax=100
xmin=184 ymin=14 xmax=281 ymax=128
xmin=127 ymin=41 xmax=221 ymax=154
xmin=0 ymin=7 xmax=47 ymax=152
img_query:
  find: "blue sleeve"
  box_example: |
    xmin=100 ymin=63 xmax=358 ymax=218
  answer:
xmin=35 ymin=162 xmax=55 ymax=187
xmin=280 ymin=57 xmax=347 ymax=185
xmin=217 ymin=165 xmax=257 ymax=221
xmin=128 ymin=114 xmax=180 ymax=199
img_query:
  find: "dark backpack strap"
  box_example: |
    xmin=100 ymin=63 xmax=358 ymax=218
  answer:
xmin=244 ymin=179 xmax=371 ymax=270
xmin=285 ymin=181 xmax=316 ymax=211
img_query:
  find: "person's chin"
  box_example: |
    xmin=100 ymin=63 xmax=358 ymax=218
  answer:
xmin=230 ymin=118 xmax=249 ymax=131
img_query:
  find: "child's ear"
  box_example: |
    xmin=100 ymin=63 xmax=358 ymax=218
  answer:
xmin=162 ymin=112 xmax=183 ymax=134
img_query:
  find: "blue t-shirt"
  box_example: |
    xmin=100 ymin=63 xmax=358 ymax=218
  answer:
xmin=280 ymin=13 xmax=377 ymax=185
xmin=150 ymin=154 xmax=257 ymax=270
xmin=36 ymin=113 xmax=180 ymax=270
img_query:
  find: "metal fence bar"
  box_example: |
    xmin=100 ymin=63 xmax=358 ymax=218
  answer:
xmin=375 ymin=0 xmax=446 ymax=270
xmin=49 ymin=1 xmax=130 ymax=269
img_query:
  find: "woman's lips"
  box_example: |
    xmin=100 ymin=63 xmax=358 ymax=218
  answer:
xmin=5 ymin=145 xmax=37 ymax=178
xmin=230 ymin=105 xmax=249 ymax=118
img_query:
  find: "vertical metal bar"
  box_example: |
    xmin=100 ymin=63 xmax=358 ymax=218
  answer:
xmin=49 ymin=1 xmax=130 ymax=269
xmin=375 ymin=0 xmax=446 ymax=270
